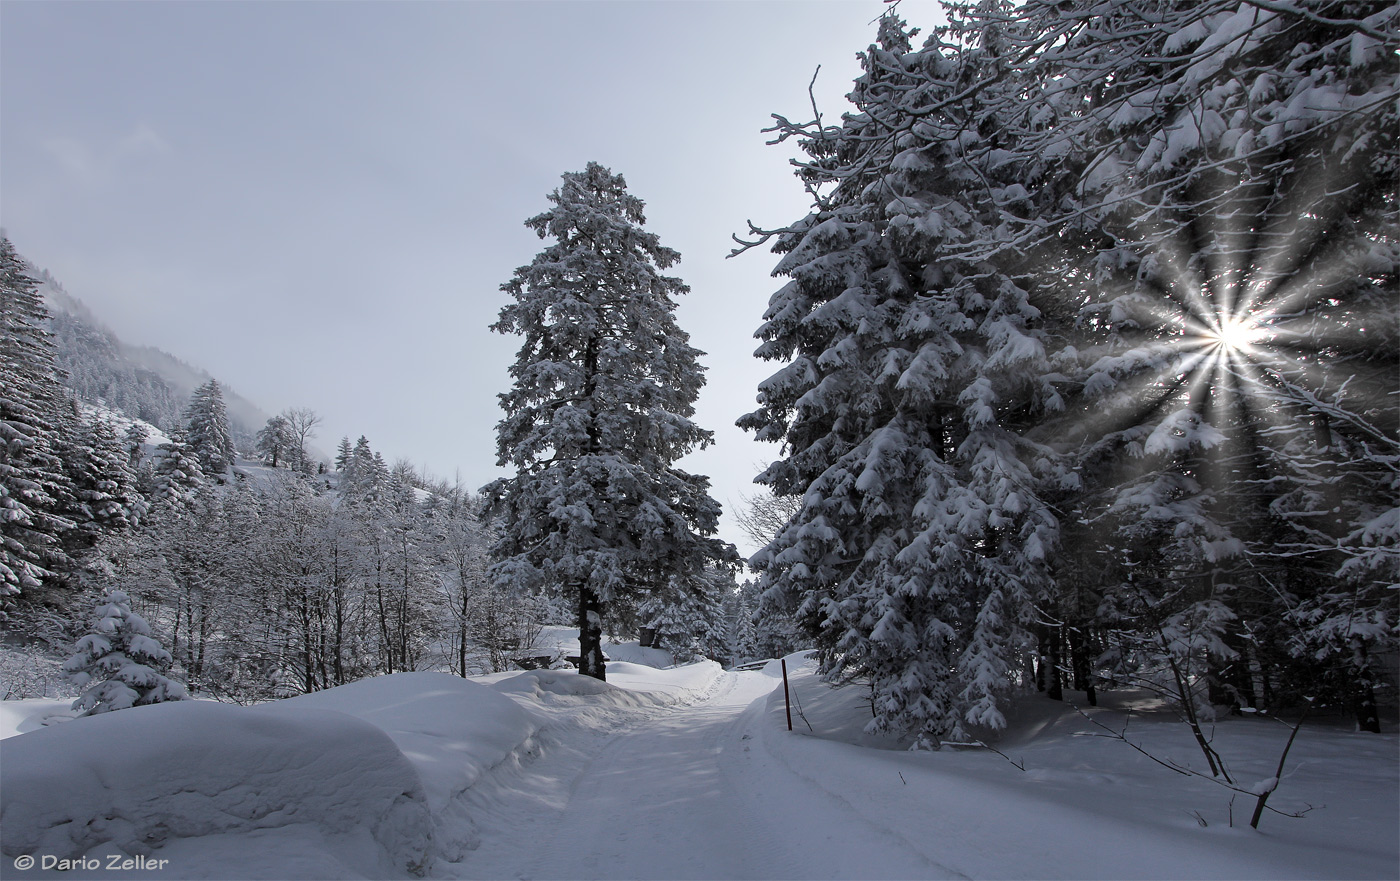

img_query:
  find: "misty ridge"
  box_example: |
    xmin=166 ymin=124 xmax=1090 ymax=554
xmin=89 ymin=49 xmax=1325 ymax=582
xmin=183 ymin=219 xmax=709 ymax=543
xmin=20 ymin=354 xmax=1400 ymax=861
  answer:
xmin=34 ymin=265 xmax=286 ymax=456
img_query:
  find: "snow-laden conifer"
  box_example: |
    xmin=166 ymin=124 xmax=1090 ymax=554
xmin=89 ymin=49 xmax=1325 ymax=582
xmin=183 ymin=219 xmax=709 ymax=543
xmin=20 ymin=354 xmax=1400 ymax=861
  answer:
xmin=484 ymin=162 xmax=736 ymax=680
xmin=980 ymin=0 xmax=1398 ymax=727
xmin=64 ymin=587 xmax=188 ymax=714
xmin=123 ymin=422 xmax=148 ymax=468
xmin=739 ymin=15 xmax=1065 ymax=744
xmin=742 ymin=0 xmax=1395 ymax=740
xmin=0 ymin=238 xmax=76 ymax=610
xmin=639 ymin=567 xmax=731 ymax=664
xmin=146 ymin=436 xmax=204 ymax=515
xmin=61 ymin=417 xmax=144 ymax=546
xmin=183 ymin=379 xmax=235 ymax=476
xmin=334 ymin=436 xmax=353 ymax=473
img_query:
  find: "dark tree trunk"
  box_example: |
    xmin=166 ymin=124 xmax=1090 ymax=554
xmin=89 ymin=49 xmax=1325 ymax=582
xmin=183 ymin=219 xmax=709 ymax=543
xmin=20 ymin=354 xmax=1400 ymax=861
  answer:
xmin=331 ymin=546 xmax=346 ymax=686
xmin=1068 ymin=624 xmax=1096 ymax=706
xmin=1047 ymin=625 xmax=1063 ymax=702
xmin=1209 ymin=626 xmax=1255 ymax=714
xmin=1351 ymin=634 xmax=1382 ymax=733
xmin=577 ymin=584 xmax=606 ymax=681
xmin=1035 ymin=625 xmax=1047 ymax=693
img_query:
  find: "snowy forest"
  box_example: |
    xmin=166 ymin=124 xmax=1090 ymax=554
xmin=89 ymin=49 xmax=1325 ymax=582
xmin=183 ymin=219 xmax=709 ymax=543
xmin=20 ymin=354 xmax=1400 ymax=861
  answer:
xmin=1 ymin=0 xmax=1395 ymax=769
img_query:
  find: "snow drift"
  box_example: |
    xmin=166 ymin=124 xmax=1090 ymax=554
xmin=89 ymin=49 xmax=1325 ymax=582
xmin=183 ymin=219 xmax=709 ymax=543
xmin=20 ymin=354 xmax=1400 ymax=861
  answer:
xmin=1 ymin=699 xmax=432 ymax=878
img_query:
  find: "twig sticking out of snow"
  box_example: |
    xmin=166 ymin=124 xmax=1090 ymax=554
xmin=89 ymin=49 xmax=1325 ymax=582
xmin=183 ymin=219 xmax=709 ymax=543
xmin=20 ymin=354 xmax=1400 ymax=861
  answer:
xmin=1072 ymin=703 xmax=1319 ymax=829
xmin=944 ymin=740 xmax=1027 ymax=772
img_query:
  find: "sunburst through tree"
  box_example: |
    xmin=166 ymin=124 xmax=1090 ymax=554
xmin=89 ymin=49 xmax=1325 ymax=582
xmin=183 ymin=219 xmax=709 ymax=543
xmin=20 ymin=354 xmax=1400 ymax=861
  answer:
xmin=1065 ymin=146 xmax=1396 ymax=734
xmin=739 ymin=2 xmax=1396 ymax=745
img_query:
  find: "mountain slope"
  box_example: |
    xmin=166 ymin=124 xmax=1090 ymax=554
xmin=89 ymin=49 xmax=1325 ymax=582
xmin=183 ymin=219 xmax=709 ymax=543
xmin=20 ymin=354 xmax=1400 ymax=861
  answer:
xmin=31 ymin=266 xmax=268 ymax=446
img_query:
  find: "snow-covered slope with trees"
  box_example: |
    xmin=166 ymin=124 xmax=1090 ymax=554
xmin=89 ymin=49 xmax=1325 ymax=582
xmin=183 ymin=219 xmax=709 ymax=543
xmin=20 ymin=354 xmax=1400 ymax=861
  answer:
xmin=37 ymin=271 xmax=268 ymax=444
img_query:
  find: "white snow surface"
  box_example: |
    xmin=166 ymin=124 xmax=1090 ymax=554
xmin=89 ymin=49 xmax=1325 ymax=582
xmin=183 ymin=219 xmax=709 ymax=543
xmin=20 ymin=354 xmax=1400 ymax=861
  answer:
xmin=2 ymin=654 xmax=1395 ymax=880
xmin=0 ymin=698 xmax=76 ymax=739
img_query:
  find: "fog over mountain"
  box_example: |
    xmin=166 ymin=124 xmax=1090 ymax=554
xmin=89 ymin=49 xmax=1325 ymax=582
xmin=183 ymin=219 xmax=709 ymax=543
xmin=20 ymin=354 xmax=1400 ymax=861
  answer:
xmin=32 ymin=261 xmax=270 ymax=452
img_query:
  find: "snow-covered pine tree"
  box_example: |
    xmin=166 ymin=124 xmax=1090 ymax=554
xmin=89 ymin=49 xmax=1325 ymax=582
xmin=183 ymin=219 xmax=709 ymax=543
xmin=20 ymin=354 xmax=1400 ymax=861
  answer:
xmin=724 ymin=582 xmax=761 ymax=666
xmin=123 ymin=422 xmax=149 ymax=468
xmin=183 ymin=379 xmax=235 ymax=477
xmin=639 ymin=566 xmax=732 ymax=664
xmin=334 ymin=436 xmax=353 ymax=473
xmin=738 ymin=14 xmax=1066 ymax=745
xmin=146 ymin=435 xmax=204 ymax=515
xmin=341 ymin=436 xmax=380 ymax=500
xmin=736 ymin=576 xmax=801 ymax=662
xmin=0 ymin=238 xmax=76 ymax=612
xmin=64 ymin=587 xmax=187 ymax=714
xmin=973 ymin=0 xmax=1399 ymax=724
xmin=484 ymin=162 xmax=737 ymax=680
xmin=59 ymin=416 xmax=144 ymax=549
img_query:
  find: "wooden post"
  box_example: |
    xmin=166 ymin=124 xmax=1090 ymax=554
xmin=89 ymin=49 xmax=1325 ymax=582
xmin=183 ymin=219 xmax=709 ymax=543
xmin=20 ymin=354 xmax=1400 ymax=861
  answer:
xmin=782 ymin=658 xmax=793 ymax=731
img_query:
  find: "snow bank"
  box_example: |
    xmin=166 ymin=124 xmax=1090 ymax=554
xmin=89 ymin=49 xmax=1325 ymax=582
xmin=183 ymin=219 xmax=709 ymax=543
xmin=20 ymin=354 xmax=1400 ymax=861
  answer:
xmin=601 ymin=639 xmax=673 ymax=668
xmin=520 ymin=627 xmax=676 ymax=670
xmin=270 ymin=672 xmax=539 ymax=862
xmin=483 ymin=658 xmax=725 ymax=709
xmin=1 ymin=700 xmax=431 ymax=878
xmin=760 ymin=661 xmax=1400 ymax=880
xmin=484 ymin=663 xmax=718 ymax=719
xmin=606 ymin=658 xmax=725 ymax=701
xmin=0 ymin=665 xmax=729 ymax=878
xmin=274 ymin=672 xmax=535 ymax=803
xmin=767 ymin=652 xmax=911 ymax=749
xmin=0 ymin=698 xmax=76 ymax=740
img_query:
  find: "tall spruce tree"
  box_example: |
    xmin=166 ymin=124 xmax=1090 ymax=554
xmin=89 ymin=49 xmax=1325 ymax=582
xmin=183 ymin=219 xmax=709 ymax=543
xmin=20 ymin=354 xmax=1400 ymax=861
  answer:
xmin=184 ymin=379 xmax=235 ymax=477
xmin=60 ymin=416 xmax=143 ymax=550
xmin=739 ymin=15 xmax=1066 ymax=745
xmin=0 ymin=238 xmax=76 ymax=611
xmin=484 ymin=162 xmax=736 ymax=680
xmin=146 ymin=435 xmax=205 ymax=515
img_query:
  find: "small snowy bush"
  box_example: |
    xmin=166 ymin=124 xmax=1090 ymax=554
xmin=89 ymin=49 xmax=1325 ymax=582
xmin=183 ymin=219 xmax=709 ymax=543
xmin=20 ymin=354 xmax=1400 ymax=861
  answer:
xmin=63 ymin=588 xmax=187 ymax=715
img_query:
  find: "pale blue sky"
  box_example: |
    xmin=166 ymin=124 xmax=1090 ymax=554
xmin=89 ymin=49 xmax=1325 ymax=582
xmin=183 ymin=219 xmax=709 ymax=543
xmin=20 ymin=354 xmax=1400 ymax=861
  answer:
xmin=1 ymin=0 xmax=940 ymax=554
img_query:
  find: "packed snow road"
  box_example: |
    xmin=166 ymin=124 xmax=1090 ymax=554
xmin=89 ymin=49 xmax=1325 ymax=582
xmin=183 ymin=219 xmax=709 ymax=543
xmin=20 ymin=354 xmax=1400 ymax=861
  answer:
xmin=445 ymin=669 xmax=960 ymax=881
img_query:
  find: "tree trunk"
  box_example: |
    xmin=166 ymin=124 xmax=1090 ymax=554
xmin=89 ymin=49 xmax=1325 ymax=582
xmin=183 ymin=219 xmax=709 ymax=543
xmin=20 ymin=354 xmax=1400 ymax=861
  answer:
xmin=577 ymin=584 xmax=606 ymax=681
xmin=1068 ymin=624 xmax=1096 ymax=706
xmin=1046 ymin=625 xmax=1063 ymax=701
xmin=1351 ymin=634 xmax=1382 ymax=733
xmin=331 ymin=545 xmax=346 ymax=686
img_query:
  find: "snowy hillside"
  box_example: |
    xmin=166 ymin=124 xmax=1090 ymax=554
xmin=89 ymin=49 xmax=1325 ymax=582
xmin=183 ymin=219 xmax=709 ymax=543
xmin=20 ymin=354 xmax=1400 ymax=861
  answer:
xmin=76 ymin=402 xmax=171 ymax=449
xmin=2 ymin=655 xmax=1394 ymax=880
xmin=34 ymin=265 xmax=269 ymax=440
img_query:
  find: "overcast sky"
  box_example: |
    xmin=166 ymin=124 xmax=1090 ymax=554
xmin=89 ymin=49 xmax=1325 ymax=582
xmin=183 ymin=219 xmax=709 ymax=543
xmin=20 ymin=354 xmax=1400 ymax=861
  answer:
xmin=1 ymin=0 xmax=941 ymax=555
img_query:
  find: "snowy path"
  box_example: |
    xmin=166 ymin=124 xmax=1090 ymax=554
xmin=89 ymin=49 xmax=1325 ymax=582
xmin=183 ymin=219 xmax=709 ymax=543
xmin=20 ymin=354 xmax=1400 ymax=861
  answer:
xmin=444 ymin=670 xmax=959 ymax=881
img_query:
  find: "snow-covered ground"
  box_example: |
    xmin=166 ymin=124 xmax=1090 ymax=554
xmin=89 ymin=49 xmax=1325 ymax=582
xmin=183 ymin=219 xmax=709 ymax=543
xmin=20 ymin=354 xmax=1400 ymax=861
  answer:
xmin=2 ymin=655 xmax=1394 ymax=879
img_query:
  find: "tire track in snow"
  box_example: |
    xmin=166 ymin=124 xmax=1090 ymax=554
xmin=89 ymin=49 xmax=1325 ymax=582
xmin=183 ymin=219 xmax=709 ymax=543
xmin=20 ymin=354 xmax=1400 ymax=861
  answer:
xmin=440 ymin=670 xmax=962 ymax=880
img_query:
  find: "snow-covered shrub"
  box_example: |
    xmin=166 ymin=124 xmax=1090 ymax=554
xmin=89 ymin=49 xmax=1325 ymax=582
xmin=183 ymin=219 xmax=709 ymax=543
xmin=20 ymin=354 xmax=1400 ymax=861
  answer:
xmin=63 ymin=588 xmax=187 ymax=714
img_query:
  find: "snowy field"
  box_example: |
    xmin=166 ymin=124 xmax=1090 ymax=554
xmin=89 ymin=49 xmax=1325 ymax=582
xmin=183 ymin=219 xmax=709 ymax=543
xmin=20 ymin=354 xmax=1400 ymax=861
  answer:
xmin=1 ymin=654 xmax=1395 ymax=880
